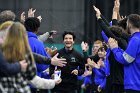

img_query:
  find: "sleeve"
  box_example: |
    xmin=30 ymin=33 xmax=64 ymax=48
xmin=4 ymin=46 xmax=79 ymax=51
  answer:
xmin=49 ymin=64 xmax=55 ymax=77
xmin=100 ymin=15 xmax=110 ymax=26
xmin=93 ymin=68 xmax=102 ymax=76
xmin=38 ymin=32 xmax=50 ymax=42
xmin=83 ymin=76 xmax=92 ymax=85
xmin=112 ymin=19 xmax=118 ymax=25
xmin=104 ymin=55 xmax=110 ymax=76
xmin=98 ymin=18 xmax=128 ymax=49
xmin=77 ymin=54 xmax=85 ymax=76
xmin=30 ymin=75 xmax=55 ymax=89
xmin=100 ymin=78 xmax=106 ymax=89
xmin=0 ymin=50 xmax=21 ymax=76
xmin=22 ymin=54 xmax=36 ymax=80
xmin=98 ymin=19 xmax=119 ymax=40
xmin=33 ymin=53 xmax=51 ymax=64
xmin=112 ymin=37 xmax=139 ymax=65
xmin=101 ymin=31 xmax=108 ymax=43
xmin=83 ymin=51 xmax=89 ymax=63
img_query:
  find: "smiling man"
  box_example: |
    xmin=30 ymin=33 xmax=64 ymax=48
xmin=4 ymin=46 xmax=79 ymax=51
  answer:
xmin=50 ymin=31 xmax=85 ymax=93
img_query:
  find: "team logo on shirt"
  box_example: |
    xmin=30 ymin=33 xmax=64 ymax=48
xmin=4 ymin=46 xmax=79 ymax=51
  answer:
xmin=71 ymin=57 xmax=76 ymax=62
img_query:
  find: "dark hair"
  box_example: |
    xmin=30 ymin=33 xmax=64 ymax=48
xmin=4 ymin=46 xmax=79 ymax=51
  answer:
xmin=24 ymin=17 xmax=40 ymax=32
xmin=118 ymin=18 xmax=127 ymax=30
xmin=109 ymin=26 xmax=124 ymax=38
xmin=127 ymin=14 xmax=140 ymax=28
xmin=62 ymin=31 xmax=76 ymax=40
xmin=0 ymin=10 xmax=15 ymax=24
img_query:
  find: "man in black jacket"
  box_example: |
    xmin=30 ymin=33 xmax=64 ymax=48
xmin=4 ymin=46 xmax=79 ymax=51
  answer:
xmin=50 ymin=31 xmax=85 ymax=93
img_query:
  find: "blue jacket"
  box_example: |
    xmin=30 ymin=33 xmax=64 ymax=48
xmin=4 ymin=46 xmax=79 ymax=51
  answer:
xmin=112 ymin=32 xmax=140 ymax=91
xmin=92 ymin=31 xmax=110 ymax=89
xmin=93 ymin=56 xmax=110 ymax=89
xmin=83 ymin=75 xmax=92 ymax=85
xmin=27 ymin=31 xmax=50 ymax=79
xmin=0 ymin=50 xmax=21 ymax=77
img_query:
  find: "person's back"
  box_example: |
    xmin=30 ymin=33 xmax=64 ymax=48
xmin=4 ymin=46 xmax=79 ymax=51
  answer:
xmin=24 ymin=17 xmax=50 ymax=77
xmin=123 ymin=32 xmax=140 ymax=90
xmin=0 ymin=22 xmax=36 ymax=93
xmin=108 ymin=14 xmax=140 ymax=92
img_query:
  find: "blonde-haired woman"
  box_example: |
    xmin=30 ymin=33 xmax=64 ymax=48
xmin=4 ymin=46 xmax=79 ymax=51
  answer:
xmin=0 ymin=21 xmax=13 ymax=44
xmin=0 ymin=22 xmax=36 ymax=93
xmin=0 ymin=21 xmax=13 ymax=31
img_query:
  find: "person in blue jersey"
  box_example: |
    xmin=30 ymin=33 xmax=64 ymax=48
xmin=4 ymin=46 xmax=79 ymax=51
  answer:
xmin=81 ymin=65 xmax=93 ymax=93
xmin=24 ymin=17 xmax=51 ymax=93
xmin=108 ymin=14 xmax=140 ymax=93
xmin=88 ymin=44 xmax=110 ymax=93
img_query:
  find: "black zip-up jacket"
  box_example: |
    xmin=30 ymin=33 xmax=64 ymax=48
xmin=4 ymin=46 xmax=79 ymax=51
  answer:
xmin=97 ymin=17 xmax=127 ymax=85
xmin=49 ymin=48 xmax=85 ymax=92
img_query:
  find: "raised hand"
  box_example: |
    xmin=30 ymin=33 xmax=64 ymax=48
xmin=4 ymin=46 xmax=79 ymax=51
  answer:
xmin=37 ymin=15 xmax=42 ymax=22
xmin=93 ymin=6 xmax=101 ymax=19
xmin=81 ymin=41 xmax=89 ymax=52
xmin=112 ymin=0 xmax=120 ymax=19
xmin=28 ymin=8 xmax=36 ymax=17
xmin=120 ymin=16 xmax=127 ymax=20
xmin=51 ymin=53 xmax=67 ymax=67
xmin=49 ymin=30 xmax=57 ymax=38
xmin=113 ymin=0 xmax=120 ymax=12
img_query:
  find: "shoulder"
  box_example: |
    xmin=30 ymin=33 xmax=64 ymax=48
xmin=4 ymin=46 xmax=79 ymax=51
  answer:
xmin=29 ymin=38 xmax=44 ymax=46
xmin=130 ymin=35 xmax=140 ymax=45
xmin=73 ymin=49 xmax=83 ymax=58
xmin=57 ymin=48 xmax=65 ymax=56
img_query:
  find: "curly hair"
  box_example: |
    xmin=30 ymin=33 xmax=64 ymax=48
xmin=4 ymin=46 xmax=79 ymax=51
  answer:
xmin=62 ymin=31 xmax=76 ymax=40
xmin=0 ymin=10 xmax=15 ymax=24
xmin=24 ymin=17 xmax=40 ymax=32
xmin=118 ymin=18 xmax=127 ymax=30
xmin=109 ymin=26 xmax=124 ymax=38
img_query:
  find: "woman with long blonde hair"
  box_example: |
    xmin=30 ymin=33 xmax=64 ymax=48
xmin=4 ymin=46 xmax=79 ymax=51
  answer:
xmin=0 ymin=22 xmax=36 ymax=93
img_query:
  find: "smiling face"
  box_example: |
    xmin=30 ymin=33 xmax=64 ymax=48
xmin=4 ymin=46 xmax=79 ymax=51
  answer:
xmin=63 ymin=34 xmax=74 ymax=50
xmin=92 ymin=43 xmax=101 ymax=55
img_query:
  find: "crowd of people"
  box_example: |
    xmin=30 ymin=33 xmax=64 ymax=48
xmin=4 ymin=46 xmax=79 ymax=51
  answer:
xmin=0 ymin=0 xmax=140 ymax=93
